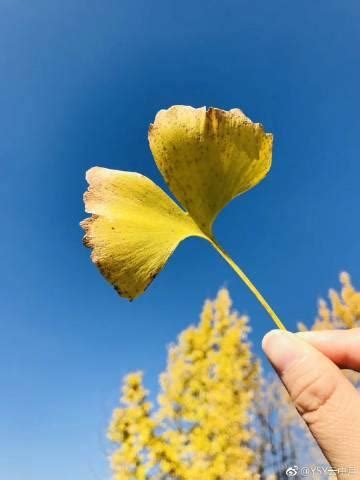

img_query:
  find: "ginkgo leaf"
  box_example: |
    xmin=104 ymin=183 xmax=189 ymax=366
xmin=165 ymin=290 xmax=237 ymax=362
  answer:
xmin=148 ymin=106 xmax=272 ymax=235
xmin=81 ymin=166 xmax=205 ymax=299
xmin=81 ymin=106 xmax=286 ymax=330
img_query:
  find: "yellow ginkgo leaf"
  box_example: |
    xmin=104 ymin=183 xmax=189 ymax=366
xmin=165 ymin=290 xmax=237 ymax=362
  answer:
xmin=82 ymin=106 xmax=286 ymax=330
xmin=148 ymin=106 xmax=272 ymax=235
xmin=81 ymin=167 xmax=205 ymax=299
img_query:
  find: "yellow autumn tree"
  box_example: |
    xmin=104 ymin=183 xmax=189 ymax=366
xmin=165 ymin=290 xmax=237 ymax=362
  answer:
xmin=299 ymin=271 xmax=360 ymax=331
xmin=108 ymin=288 xmax=260 ymax=479
xmin=108 ymin=372 xmax=155 ymax=479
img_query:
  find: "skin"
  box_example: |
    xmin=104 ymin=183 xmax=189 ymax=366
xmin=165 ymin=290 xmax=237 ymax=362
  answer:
xmin=262 ymin=328 xmax=360 ymax=478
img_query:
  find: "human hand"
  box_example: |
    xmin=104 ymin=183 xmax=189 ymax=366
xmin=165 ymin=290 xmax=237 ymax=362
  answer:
xmin=262 ymin=328 xmax=360 ymax=478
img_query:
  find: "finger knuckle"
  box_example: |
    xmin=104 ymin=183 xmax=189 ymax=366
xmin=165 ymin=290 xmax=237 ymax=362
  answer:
xmin=286 ymin=364 xmax=338 ymax=426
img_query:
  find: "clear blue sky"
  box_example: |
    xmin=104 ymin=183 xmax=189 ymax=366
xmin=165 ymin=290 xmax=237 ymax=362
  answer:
xmin=1 ymin=1 xmax=360 ymax=478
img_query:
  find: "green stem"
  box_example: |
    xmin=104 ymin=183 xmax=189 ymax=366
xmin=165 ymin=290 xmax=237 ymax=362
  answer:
xmin=209 ymin=238 xmax=287 ymax=331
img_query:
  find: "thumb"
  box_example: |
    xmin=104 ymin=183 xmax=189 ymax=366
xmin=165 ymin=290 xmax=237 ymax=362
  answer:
xmin=262 ymin=330 xmax=360 ymax=474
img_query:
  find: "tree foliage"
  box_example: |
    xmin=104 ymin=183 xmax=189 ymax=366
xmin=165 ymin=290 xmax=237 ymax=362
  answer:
xmin=108 ymin=289 xmax=259 ymax=479
xmin=299 ymin=271 xmax=360 ymax=331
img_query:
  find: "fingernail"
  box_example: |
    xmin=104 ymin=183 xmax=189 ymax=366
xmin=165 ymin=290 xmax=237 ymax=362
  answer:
xmin=262 ymin=330 xmax=307 ymax=375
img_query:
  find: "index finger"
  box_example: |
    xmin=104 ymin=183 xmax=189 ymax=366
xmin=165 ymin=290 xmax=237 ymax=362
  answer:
xmin=296 ymin=328 xmax=360 ymax=371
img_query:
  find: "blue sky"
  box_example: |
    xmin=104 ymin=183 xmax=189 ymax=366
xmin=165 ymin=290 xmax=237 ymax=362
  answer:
xmin=1 ymin=1 xmax=360 ymax=479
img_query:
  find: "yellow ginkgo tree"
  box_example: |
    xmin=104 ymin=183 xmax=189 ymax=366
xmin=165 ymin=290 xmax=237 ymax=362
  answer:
xmin=108 ymin=288 xmax=260 ymax=480
xmin=81 ymin=105 xmax=285 ymax=330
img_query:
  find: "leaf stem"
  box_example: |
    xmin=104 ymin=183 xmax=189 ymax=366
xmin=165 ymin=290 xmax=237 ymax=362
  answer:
xmin=209 ymin=238 xmax=287 ymax=331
